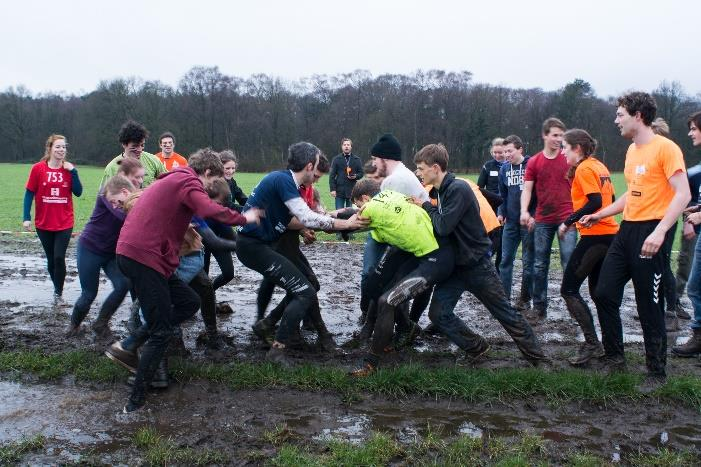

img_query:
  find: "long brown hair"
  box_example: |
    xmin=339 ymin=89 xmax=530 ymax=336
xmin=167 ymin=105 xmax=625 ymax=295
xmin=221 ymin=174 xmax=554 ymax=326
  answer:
xmin=564 ymin=129 xmax=597 ymax=179
xmin=41 ymin=134 xmax=67 ymax=162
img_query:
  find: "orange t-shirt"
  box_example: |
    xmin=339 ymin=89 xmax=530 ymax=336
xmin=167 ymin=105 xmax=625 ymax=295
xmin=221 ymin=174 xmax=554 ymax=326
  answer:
xmin=424 ymin=178 xmax=500 ymax=233
xmin=623 ymin=135 xmax=686 ymax=221
xmin=155 ymin=152 xmax=188 ymax=171
xmin=571 ymin=157 xmax=618 ymax=236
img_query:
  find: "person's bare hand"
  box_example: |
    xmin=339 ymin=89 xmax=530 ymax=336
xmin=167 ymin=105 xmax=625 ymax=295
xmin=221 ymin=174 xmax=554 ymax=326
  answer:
xmin=683 ymin=205 xmax=701 ymax=215
xmin=22 ymin=220 xmax=32 ymax=231
xmin=687 ymin=211 xmax=701 ymax=226
xmin=330 ymin=191 xmax=337 ymax=198
xmin=62 ymin=161 xmax=75 ymax=171
xmin=579 ymin=214 xmax=599 ymax=228
xmin=683 ymin=221 xmax=697 ymax=241
xmin=640 ymin=228 xmax=665 ymax=258
xmin=243 ymin=207 xmax=264 ymax=225
xmin=497 ymin=215 xmax=504 ymax=225
xmin=301 ymin=229 xmax=316 ymax=245
xmin=343 ymin=213 xmax=370 ymax=230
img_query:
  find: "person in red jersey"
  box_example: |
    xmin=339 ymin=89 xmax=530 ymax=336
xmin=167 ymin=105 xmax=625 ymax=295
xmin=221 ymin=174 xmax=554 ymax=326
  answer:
xmin=23 ymin=134 xmax=83 ymax=302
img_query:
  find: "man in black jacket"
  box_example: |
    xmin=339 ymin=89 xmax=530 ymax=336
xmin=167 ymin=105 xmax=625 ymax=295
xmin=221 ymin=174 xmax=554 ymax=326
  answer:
xmin=412 ymin=143 xmax=546 ymax=364
xmin=329 ymin=138 xmax=364 ymax=210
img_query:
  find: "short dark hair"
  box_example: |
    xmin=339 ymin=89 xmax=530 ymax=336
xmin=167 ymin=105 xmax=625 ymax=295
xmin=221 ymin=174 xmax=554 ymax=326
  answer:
xmin=363 ymin=160 xmax=377 ymax=175
xmin=414 ymin=143 xmax=449 ymax=171
xmin=159 ymin=131 xmax=175 ymax=144
xmin=205 ymin=177 xmax=231 ymax=200
xmin=116 ymin=157 xmax=144 ymax=176
xmin=617 ymin=92 xmax=657 ymax=126
xmin=317 ymin=153 xmax=330 ymax=173
xmin=189 ymin=147 xmax=224 ymax=176
xmin=118 ymin=120 xmax=149 ymax=146
xmin=341 ymin=137 xmax=352 ymax=145
xmin=542 ymin=117 xmax=566 ymax=135
xmin=351 ymin=178 xmax=381 ymax=201
xmin=103 ymin=174 xmax=136 ymax=194
xmin=502 ymin=135 xmax=523 ymax=150
xmin=287 ymin=142 xmax=320 ymax=171
xmin=688 ymin=111 xmax=701 ymax=130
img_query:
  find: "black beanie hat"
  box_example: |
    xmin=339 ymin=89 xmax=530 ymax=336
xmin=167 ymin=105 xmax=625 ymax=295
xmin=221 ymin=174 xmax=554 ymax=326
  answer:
xmin=370 ymin=133 xmax=402 ymax=161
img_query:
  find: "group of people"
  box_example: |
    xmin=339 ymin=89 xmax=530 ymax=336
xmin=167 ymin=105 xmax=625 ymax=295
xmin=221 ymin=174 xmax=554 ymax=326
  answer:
xmin=21 ymin=91 xmax=701 ymax=413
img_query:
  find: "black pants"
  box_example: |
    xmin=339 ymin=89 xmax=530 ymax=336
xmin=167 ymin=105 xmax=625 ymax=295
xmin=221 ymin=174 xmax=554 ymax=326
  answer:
xmin=36 ymin=227 xmax=72 ymax=296
xmin=117 ymin=255 xmax=200 ymax=401
xmin=237 ymin=234 xmax=316 ymax=344
xmin=188 ymin=269 xmax=217 ymax=331
xmin=203 ymin=221 xmax=236 ymax=291
xmin=489 ymin=226 xmax=503 ymax=273
xmin=365 ymin=246 xmax=455 ymax=364
xmin=594 ymin=221 xmax=674 ymax=376
xmin=662 ymin=222 xmax=677 ymax=310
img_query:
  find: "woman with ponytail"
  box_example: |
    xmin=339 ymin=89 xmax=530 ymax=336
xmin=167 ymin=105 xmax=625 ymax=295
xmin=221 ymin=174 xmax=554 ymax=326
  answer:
xmin=558 ymin=129 xmax=619 ymax=366
xmin=23 ymin=135 xmax=83 ymax=303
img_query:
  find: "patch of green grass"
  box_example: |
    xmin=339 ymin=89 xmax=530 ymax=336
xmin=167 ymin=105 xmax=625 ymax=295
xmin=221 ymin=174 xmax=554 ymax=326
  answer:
xmin=270 ymin=445 xmax=320 ymax=467
xmin=2 ymin=349 xmax=700 ymax=411
xmin=567 ymin=451 xmax=606 ymax=467
xmin=0 ymin=434 xmax=45 ymax=464
xmin=629 ymin=447 xmax=699 ymax=466
xmin=133 ymin=426 xmax=227 ymax=466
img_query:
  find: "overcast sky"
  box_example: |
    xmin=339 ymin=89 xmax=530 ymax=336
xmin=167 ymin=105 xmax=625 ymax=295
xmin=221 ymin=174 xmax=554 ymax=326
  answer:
xmin=3 ymin=0 xmax=698 ymax=98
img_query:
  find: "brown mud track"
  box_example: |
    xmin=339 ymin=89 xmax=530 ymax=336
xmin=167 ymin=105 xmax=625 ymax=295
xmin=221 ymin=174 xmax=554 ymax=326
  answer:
xmin=1 ymin=234 xmax=700 ymax=464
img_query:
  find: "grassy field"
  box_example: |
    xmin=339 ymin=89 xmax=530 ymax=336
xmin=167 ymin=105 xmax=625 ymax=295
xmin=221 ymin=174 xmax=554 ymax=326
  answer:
xmin=0 ymin=162 xmax=632 ymax=229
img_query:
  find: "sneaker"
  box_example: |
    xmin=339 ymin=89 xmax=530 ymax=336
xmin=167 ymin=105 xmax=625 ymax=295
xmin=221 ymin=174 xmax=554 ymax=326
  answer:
xmin=105 ymin=342 xmax=138 ymax=374
xmin=215 ymin=302 xmax=234 ymax=315
xmin=123 ymin=398 xmax=145 ymax=413
xmin=462 ymin=339 xmax=490 ymax=364
xmin=599 ymin=354 xmax=626 ymax=374
xmin=348 ymin=362 xmax=376 ymax=377
xmin=569 ymin=341 xmax=605 ymax=367
xmin=386 ymin=277 xmax=429 ymax=307
xmin=675 ymin=301 xmax=691 ymax=320
xmin=252 ymin=319 xmax=275 ymax=346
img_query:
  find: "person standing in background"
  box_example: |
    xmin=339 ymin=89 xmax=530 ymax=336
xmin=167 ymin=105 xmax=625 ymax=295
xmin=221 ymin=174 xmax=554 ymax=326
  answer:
xmin=155 ymin=132 xmax=188 ymax=171
xmin=329 ymin=138 xmax=363 ymax=240
xmin=478 ymin=137 xmax=505 ymax=272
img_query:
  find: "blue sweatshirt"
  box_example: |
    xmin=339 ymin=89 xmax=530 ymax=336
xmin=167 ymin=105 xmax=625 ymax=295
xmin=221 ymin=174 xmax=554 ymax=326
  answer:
xmin=498 ymin=156 xmax=535 ymax=224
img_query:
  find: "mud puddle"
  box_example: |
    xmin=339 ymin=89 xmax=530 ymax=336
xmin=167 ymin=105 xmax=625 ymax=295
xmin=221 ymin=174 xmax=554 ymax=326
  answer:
xmin=2 ymin=378 xmax=699 ymax=464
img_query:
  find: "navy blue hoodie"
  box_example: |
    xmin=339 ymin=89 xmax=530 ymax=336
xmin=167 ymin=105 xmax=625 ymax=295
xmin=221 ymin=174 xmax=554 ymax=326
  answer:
xmin=497 ymin=156 xmax=536 ymax=223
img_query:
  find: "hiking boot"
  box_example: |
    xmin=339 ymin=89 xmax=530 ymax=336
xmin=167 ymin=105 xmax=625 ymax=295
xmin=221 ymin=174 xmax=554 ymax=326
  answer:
xmin=599 ymin=354 xmax=627 ymax=374
xmin=348 ymin=362 xmax=376 ymax=377
xmin=150 ymin=358 xmax=169 ymax=389
xmin=672 ymin=328 xmax=701 ymax=357
xmin=514 ymin=295 xmax=531 ymax=312
xmin=674 ymin=301 xmax=691 ymax=320
xmin=525 ymin=306 xmax=546 ymax=324
xmin=252 ymin=319 xmax=275 ymax=346
xmin=665 ymin=311 xmax=680 ymax=333
xmin=105 ymin=341 xmax=138 ymax=373
xmin=569 ymin=342 xmax=605 ymax=367
xmin=123 ymin=388 xmax=146 ymax=413
xmin=91 ymin=319 xmax=113 ymax=340
xmin=460 ymin=338 xmax=490 ymax=364
xmin=215 ymin=302 xmax=234 ymax=315
xmin=386 ymin=277 xmax=429 ymax=307
xmin=393 ymin=321 xmax=421 ymax=350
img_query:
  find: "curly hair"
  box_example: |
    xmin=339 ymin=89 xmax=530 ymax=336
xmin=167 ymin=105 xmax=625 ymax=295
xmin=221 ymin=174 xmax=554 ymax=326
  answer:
xmin=118 ymin=120 xmax=149 ymax=146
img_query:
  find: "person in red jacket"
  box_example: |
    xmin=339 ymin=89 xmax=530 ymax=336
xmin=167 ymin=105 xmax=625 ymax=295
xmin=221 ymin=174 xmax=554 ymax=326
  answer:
xmin=23 ymin=134 xmax=83 ymax=303
xmin=105 ymin=148 xmax=262 ymax=413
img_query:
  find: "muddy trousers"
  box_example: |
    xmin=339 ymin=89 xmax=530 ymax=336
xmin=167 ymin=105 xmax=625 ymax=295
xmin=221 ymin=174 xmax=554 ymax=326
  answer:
xmin=117 ymin=255 xmax=200 ymax=404
xmin=71 ymin=240 xmax=130 ymax=326
xmin=36 ymin=227 xmax=72 ymax=296
xmin=429 ymin=256 xmax=542 ymax=358
xmin=675 ymin=230 xmax=697 ymax=298
xmin=188 ymin=269 xmax=217 ymax=332
xmin=594 ymin=221 xmax=674 ymax=376
xmin=203 ymin=221 xmax=236 ymax=291
xmin=560 ymin=234 xmax=615 ymax=343
xmin=489 ymin=226 xmax=503 ymax=274
xmin=365 ymin=246 xmax=455 ymax=366
xmin=237 ymin=235 xmax=316 ymax=345
xmin=662 ymin=222 xmax=678 ymax=310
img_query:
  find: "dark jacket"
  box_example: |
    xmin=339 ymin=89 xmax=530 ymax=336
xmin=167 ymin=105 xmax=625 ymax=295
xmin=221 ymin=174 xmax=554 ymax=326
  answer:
xmin=116 ymin=167 xmax=248 ymax=278
xmin=422 ymin=172 xmax=492 ymax=267
xmin=226 ymin=177 xmax=248 ymax=212
xmin=329 ymin=153 xmax=364 ymax=199
xmin=497 ymin=156 xmax=536 ymax=223
xmin=477 ymin=159 xmax=503 ymax=212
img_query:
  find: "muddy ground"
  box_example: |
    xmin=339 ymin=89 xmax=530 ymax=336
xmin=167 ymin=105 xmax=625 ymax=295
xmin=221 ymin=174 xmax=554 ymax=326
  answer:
xmin=0 ymin=233 xmax=700 ymax=465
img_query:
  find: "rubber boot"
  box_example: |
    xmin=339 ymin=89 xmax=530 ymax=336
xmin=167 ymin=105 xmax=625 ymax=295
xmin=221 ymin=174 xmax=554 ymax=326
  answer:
xmin=563 ymin=295 xmax=604 ymax=366
xmin=150 ymin=357 xmax=169 ymax=389
xmin=672 ymin=328 xmax=701 ymax=357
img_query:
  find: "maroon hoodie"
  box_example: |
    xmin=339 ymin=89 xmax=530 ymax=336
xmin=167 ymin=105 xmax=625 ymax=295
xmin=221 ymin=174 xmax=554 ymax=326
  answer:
xmin=116 ymin=167 xmax=247 ymax=278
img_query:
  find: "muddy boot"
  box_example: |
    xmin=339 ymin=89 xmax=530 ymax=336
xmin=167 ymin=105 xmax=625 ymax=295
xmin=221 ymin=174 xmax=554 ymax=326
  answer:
xmin=150 ymin=358 xmax=169 ymax=389
xmin=252 ymin=318 xmax=275 ymax=346
xmin=598 ymin=354 xmax=627 ymax=374
xmin=65 ymin=322 xmax=86 ymax=337
xmin=204 ymin=327 xmax=226 ymax=352
xmin=458 ymin=337 xmax=490 ymax=365
xmin=91 ymin=318 xmax=113 ymax=340
xmin=563 ymin=295 xmax=605 ymax=366
xmin=525 ymin=305 xmax=546 ymax=325
xmin=672 ymin=328 xmax=701 ymax=357
xmin=514 ymin=293 xmax=531 ymax=312
xmin=168 ymin=329 xmax=190 ymax=357
xmin=105 ymin=341 xmax=139 ymax=373
xmin=215 ymin=302 xmax=234 ymax=315
xmin=124 ymin=386 xmax=146 ymax=413
xmin=674 ymin=300 xmax=691 ymax=320
xmin=665 ymin=311 xmax=680 ymax=332
xmin=126 ymin=300 xmax=142 ymax=334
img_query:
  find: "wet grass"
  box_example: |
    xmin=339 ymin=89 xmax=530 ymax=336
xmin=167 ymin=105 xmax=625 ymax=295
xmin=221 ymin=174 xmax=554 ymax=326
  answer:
xmin=1 ymin=349 xmax=700 ymax=411
xmin=268 ymin=431 xmax=698 ymax=466
xmin=0 ymin=434 xmax=45 ymax=464
xmin=133 ymin=426 xmax=228 ymax=466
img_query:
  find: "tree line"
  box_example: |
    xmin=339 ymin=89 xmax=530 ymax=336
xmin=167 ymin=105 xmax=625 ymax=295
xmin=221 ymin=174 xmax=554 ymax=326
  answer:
xmin=1 ymin=67 xmax=699 ymax=171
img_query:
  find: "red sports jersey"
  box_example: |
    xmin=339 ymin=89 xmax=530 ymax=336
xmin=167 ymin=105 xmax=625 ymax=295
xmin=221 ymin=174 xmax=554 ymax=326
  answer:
xmin=25 ymin=161 xmax=74 ymax=231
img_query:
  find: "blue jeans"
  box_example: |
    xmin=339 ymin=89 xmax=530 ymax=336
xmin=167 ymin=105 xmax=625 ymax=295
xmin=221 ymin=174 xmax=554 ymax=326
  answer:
xmin=533 ymin=222 xmax=577 ymax=311
xmin=335 ymin=197 xmax=352 ymax=210
xmin=71 ymin=240 xmax=130 ymax=326
xmin=686 ymin=233 xmax=701 ymax=329
xmin=499 ymin=222 xmax=535 ymax=300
